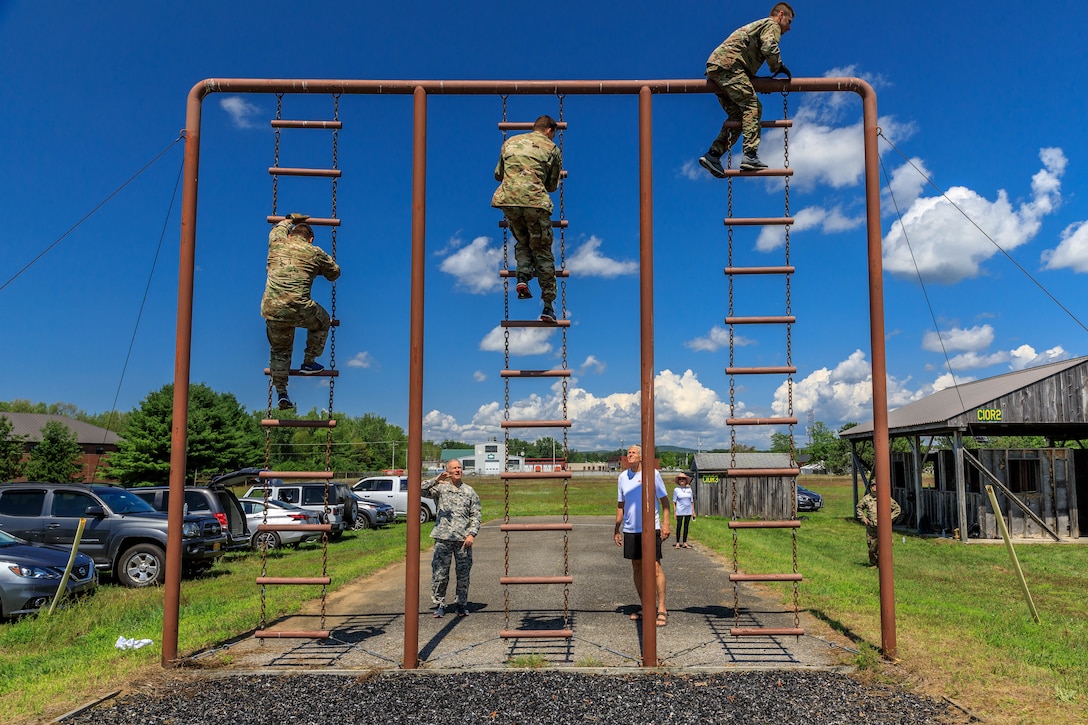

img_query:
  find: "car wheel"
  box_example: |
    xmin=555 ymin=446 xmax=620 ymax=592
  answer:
xmin=419 ymin=507 xmax=431 ymax=524
xmin=330 ymin=529 xmax=344 ymax=541
xmin=117 ymin=544 xmax=167 ymax=588
xmin=353 ymin=514 xmax=371 ymax=530
xmin=253 ymin=531 xmax=281 ymax=551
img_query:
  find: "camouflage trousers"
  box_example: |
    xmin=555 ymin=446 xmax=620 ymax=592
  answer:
xmin=264 ymin=301 xmax=331 ymax=388
xmin=502 ymin=206 xmax=556 ymax=303
xmin=706 ymin=63 xmax=762 ymax=158
xmin=865 ymin=525 xmax=880 ymax=566
xmin=431 ymin=538 xmax=473 ymax=607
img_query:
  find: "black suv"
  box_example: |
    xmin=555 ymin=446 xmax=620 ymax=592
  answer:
xmin=131 ymin=483 xmax=250 ymax=552
xmin=0 ymin=482 xmax=227 ymax=587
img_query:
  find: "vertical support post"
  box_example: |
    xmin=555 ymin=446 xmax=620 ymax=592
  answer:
xmin=637 ymin=86 xmax=657 ymax=667
xmin=162 ymin=87 xmax=205 ymax=667
xmin=403 ymin=85 xmax=427 ymax=670
xmin=859 ymin=84 xmax=896 ymax=660
xmin=911 ymin=435 xmax=923 ymax=532
xmin=954 ymin=430 xmax=967 ymax=542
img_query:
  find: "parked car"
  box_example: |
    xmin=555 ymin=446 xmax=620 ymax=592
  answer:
xmin=352 ymin=475 xmax=437 ymax=523
xmin=797 ymin=485 xmax=823 ymax=512
xmin=243 ymin=481 xmax=347 ymax=539
xmin=130 ymin=484 xmax=249 ymax=552
xmin=0 ymin=528 xmax=98 ymax=619
xmin=0 ymin=482 xmax=226 ymax=587
xmin=238 ymin=497 xmax=321 ymax=550
xmin=330 ymin=483 xmax=360 ymax=530
xmin=351 ymin=495 xmax=395 ymax=529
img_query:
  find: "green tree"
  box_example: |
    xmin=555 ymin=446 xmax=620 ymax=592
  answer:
xmin=106 ymin=383 xmax=263 ymax=485
xmin=804 ymin=421 xmax=854 ymax=474
xmin=769 ymin=432 xmax=792 ymax=452
xmin=23 ymin=420 xmax=83 ymax=482
xmin=439 ymin=439 xmax=473 ymax=450
xmin=0 ymin=415 xmax=27 ymax=481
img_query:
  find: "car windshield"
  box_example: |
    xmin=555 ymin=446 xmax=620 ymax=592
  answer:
xmin=0 ymin=529 xmax=20 ymax=546
xmin=94 ymin=488 xmax=160 ymax=515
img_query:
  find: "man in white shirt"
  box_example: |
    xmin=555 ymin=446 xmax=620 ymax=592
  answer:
xmin=613 ymin=444 xmax=671 ymax=627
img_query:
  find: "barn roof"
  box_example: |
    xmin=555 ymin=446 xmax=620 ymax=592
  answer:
xmin=692 ymin=452 xmax=793 ymax=471
xmin=842 ymin=356 xmax=1088 ymax=440
xmin=0 ymin=412 xmax=122 ymax=445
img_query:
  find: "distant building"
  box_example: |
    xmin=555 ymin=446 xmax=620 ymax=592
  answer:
xmin=1 ymin=412 xmax=122 ymax=482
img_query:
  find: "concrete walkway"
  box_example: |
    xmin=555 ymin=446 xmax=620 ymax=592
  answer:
xmin=216 ymin=516 xmax=849 ymax=671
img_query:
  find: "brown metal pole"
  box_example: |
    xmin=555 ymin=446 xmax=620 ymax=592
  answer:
xmin=858 ymin=82 xmax=897 ymax=660
xmin=162 ymin=83 xmax=206 ymax=667
xmin=638 ymin=86 xmax=657 ymax=668
xmin=403 ymin=85 xmax=427 ymax=670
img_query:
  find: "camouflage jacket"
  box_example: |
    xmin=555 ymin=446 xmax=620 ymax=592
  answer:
xmin=421 ymin=478 xmax=482 ymax=541
xmin=260 ymin=220 xmax=341 ymax=320
xmin=856 ymin=492 xmax=901 ymax=528
xmin=707 ymin=17 xmax=785 ymax=76
xmin=491 ymin=131 xmax=563 ymax=212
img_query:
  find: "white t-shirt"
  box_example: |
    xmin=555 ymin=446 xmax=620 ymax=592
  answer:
xmin=617 ymin=467 xmax=667 ymax=533
xmin=672 ymin=485 xmax=694 ymax=517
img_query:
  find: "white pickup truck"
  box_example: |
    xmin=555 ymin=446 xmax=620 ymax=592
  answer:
xmin=351 ymin=476 xmax=437 ymax=524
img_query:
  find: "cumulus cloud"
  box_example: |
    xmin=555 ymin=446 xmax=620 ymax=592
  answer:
xmin=755 ymin=205 xmax=865 ymax=251
xmin=346 ymin=352 xmax=375 ymax=368
xmin=882 ymin=148 xmax=1067 ymax=283
xmin=220 ymin=97 xmax=261 ymax=129
xmin=579 ymin=355 xmax=606 ymax=374
xmin=881 ymin=157 xmax=930 ymax=212
xmin=921 ymin=324 xmax=995 ymax=353
xmin=473 ymin=370 xmax=487 ymax=382
xmin=685 ymin=325 xmax=754 ymax=352
xmin=1042 ymin=220 xmax=1088 ymax=273
xmin=1009 ymin=344 xmax=1068 ymax=370
xmin=567 ymin=235 xmax=638 ymax=278
xmin=479 ymin=326 xmax=555 ymax=356
xmin=438 ymin=236 xmax=501 ymax=294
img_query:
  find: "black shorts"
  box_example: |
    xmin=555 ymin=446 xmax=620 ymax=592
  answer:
xmin=623 ymin=531 xmax=663 ymax=561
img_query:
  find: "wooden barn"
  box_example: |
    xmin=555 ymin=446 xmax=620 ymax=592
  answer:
xmin=0 ymin=412 xmax=122 ymax=482
xmin=690 ymin=452 xmax=797 ymax=519
xmin=841 ymin=356 xmax=1088 ymax=541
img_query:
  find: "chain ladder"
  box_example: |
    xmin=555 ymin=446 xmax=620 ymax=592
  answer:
xmin=726 ymin=156 xmax=741 ymax=627
xmin=497 ymin=94 xmax=512 ymax=632
xmin=556 ymin=94 xmax=571 ymax=625
xmin=781 ymin=90 xmax=800 ymax=629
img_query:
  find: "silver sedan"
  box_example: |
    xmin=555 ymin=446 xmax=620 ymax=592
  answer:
xmin=0 ymin=529 xmax=98 ymax=619
xmin=239 ymin=498 xmax=322 ymax=551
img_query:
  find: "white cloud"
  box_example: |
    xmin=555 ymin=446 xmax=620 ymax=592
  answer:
xmin=755 ymin=205 xmax=864 ymax=251
xmin=921 ymin=324 xmax=995 ymax=353
xmin=567 ymin=236 xmax=638 ymax=278
xmin=219 ymin=97 xmax=261 ymax=129
xmin=1042 ymin=220 xmax=1088 ymax=273
xmin=882 ymin=148 xmax=1066 ymax=283
xmin=685 ymin=325 xmax=754 ymax=352
xmin=438 ymin=236 xmax=501 ymax=294
xmin=679 ymin=159 xmax=704 ymax=181
xmin=881 ymin=157 xmax=929 ymax=212
xmin=473 ymin=370 xmax=487 ymax=382
xmin=346 ymin=352 xmax=375 ymax=368
xmin=479 ymin=326 xmax=555 ymax=356
xmin=941 ymin=351 xmax=1010 ymax=371
xmin=579 ymin=355 xmax=606 ymax=374
xmin=1009 ymin=344 xmax=1068 ymax=371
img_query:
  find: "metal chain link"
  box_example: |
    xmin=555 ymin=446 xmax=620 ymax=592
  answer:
xmin=781 ymin=91 xmax=801 ymax=628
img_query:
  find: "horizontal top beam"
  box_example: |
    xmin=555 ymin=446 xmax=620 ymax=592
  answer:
xmin=191 ymin=77 xmax=873 ymax=100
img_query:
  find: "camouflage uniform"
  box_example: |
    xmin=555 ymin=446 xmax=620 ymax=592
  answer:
xmin=856 ymin=488 xmax=901 ymax=566
xmin=260 ymin=219 xmax=341 ymax=389
xmin=421 ymin=476 xmax=482 ymax=607
xmin=705 ymin=17 xmax=787 ymax=158
xmin=491 ymin=131 xmax=563 ymax=303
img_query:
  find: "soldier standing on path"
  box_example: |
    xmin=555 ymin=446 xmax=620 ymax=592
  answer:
xmin=699 ymin=3 xmax=794 ymax=177
xmin=856 ymin=479 xmax=901 ymax=567
xmin=422 ymin=459 xmax=482 ymax=618
xmin=491 ymin=115 xmax=564 ymax=323
xmin=261 ymin=214 xmax=341 ymax=410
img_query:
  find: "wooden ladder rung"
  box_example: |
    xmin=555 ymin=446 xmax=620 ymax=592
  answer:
xmin=730 ymin=627 xmax=805 ymax=637
xmin=259 ymin=470 xmax=335 ymax=480
xmin=267 ymin=215 xmax=341 ymax=227
xmin=723 ymin=217 xmax=795 ymax=226
xmin=726 ymin=366 xmax=796 ymax=375
xmin=499 ymin=269 xmax=570 ymax=278
xmin=501 ymin=319 xmax=571 ymax=328
xmin=729 ymin=520 xmax=801 ymax=529
xmin=729 ymin=573 xmax=803 ymax=582
xmin=255 ymin=576 xmax=332 ymax=585
xmin=500 ymin=219 xmax=568 ymax=229
xmin=501 ymin=419 xmax=572 ymax=429
xmin=721 ymin=168 xmax=793 ymax=177
xmin=256 ymin=523 xmax=333 ymax=533
xmin=500 ymin=629 xmax=573 ymax=639
xmin=501 ymin=370 xmax=571 ymax=378
xmin=725 ymin=316 xmax=796 ymax=325
xmin=724 ymin=266 xmax=795 ymax=275
xmin=500 ymin=523 xmax=574 ymax=532
xmin=498 ymin=121 xmax=569 ymax=131
xmin=270 ymin=120 xmax=343 ymax=129
xmin=268 ymin=167 xmax=342 ymax=178
xmin=501 ymin=471 xmax=573 ymax=480
xmin=727 ymin=417 xmax=797 ymax=426
xmin=726 ymin=468 xmax=801 ymax=477
xmin=720 ymin=120 xmax=793 ymax=129
xmin=263 ymin=367 xmax=341 ymax=378
xmin=255 ymin=629 xmax=331 ymax=639
xmin=500 ymin=576 xmax=574 ymax=585
xmin=261 ymin=419 xmax=337 ymax=428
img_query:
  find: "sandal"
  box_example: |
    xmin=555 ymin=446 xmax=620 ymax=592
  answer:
xmin=673 ymin=543 xmax=681 ymax=549
xmin=656 ymin=611 xmax=668 ymax=627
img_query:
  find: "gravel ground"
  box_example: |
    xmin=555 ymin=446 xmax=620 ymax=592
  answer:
xmin=63 ymin=670 xmax=970 ymax=724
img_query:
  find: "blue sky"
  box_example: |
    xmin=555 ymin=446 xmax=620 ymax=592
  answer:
xmin=3 ymin=1 xmax=1088 ymax=452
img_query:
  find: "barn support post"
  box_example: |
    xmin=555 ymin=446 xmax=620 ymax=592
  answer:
xmin=911 ymin=435 xmax=923 ymax=532
xmin=953 ymin=431 xmax=967 ymax=542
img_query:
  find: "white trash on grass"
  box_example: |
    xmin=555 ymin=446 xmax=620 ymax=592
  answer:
xmin=115 ymin=635 xmax=154 ymax=650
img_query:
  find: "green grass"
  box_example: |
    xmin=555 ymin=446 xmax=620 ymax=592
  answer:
xmin=4 ymin=474 xmax=1086 ymax=724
